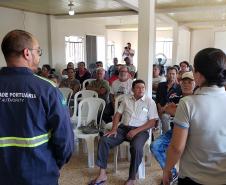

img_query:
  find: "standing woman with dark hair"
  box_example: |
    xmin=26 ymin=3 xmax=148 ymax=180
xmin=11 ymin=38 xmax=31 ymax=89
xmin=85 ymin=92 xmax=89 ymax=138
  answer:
xmin=163 ymin=48 xmax=226 ymax=185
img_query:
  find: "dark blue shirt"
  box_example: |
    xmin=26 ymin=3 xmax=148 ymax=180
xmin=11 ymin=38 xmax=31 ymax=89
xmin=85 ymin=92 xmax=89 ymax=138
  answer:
xmin=156 ymin=81 xmax=182 ymax=106
xmin=0 ymin=67 xmax=74 ymax=185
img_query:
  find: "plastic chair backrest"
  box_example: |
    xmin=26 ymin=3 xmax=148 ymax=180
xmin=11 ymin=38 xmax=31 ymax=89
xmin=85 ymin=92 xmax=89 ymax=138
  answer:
xmin=77 ymin=97 xmax=106 ymax=128
xmin=71 ymin=90 xmax=98 ymax=121
xmin=82 ymin=79 xmax=95 ymax=89
xmin=59 ymin=87 xmax=73 ymax=106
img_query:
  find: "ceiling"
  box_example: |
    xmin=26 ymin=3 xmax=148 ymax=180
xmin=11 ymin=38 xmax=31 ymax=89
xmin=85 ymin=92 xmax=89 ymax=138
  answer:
xmin=0 ymin=0 xmax=226 ymax=30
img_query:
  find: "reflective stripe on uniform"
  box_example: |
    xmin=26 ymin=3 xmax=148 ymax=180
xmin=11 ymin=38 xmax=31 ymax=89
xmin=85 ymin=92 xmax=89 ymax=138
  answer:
xmin=0 ymin=132 xmax=51 ymax=147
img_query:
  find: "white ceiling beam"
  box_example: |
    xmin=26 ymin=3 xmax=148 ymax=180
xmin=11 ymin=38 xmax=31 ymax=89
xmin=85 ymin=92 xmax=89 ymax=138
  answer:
xmin=180 ymin=20 xmax=226 ymax=27
xmin=114 ymin=0 xmax=138 ymax=12
xmin=156 ymin=5 xmax=226 ymax=14
xmin=55 ymin=10 xmax=137 ymax=19
xmin=106 ymin=24 xmax=137 ymax=29
xmin=156 ymin=13 xmax=178 ymax=26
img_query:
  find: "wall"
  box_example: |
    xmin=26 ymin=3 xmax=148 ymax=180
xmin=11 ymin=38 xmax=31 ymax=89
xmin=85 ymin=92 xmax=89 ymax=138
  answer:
xmin=190 ymin=29 xmax=214 ymax=64
xmin=0 ymin=7 xmax=49 ymax=67
xmin=107 ymin=29 xmax=176 ymax=68
xmin=156 ymin=30 xmax=173 ymax=39
xmin=176 ymin=28 xmax=191 ymax=64
xmin=106 ymin=30 xmax=123 ymax=66
xmin=50 ymin=17 xmax=106 ymax=72
xmin=214 ymin=30 xmax=226 ymax=53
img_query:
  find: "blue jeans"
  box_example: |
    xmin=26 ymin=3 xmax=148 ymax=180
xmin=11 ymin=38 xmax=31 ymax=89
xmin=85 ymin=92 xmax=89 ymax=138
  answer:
xmin=150 ymin=129 xmax=177 ymax=176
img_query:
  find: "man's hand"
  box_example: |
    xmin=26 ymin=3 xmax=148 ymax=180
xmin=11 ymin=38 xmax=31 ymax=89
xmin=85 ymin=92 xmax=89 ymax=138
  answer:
xmin=104 ymin=129 xmax=117 ymax=137
xmin=158 ymin=105 xmax=167 ymax=117
xmin=164 ymin=103 xmax=177 ymax=116
xmin=126 ymin=129 xmax=138 ymax=140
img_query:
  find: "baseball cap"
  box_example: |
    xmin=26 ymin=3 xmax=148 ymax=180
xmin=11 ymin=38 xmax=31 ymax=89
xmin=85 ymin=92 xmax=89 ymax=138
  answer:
xmin=182 ymin=71 xmax=194 ymax=80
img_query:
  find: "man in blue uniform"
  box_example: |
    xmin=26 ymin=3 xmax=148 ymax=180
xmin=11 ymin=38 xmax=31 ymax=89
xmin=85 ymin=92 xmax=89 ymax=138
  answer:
xmin=0 ymin=30 xmax=74 ymax=185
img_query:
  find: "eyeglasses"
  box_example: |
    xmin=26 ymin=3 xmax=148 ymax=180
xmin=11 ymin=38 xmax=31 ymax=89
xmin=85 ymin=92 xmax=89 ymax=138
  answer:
xmin=29 ymin=48 xmax=42 ymax=56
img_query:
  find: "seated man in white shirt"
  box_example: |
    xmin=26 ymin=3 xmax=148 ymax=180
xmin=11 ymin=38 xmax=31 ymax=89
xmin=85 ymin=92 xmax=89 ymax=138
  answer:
xmin=89 ymin=79 xmax=159 ymax=185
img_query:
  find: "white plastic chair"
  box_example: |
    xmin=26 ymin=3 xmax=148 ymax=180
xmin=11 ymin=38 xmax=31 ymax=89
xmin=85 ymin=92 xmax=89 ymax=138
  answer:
xmin=104 ymin=94 xmax=125 ymax=130
xmin=74 ymin=97 xmax=106 ymax=168
xmin=82 ymin=79 xmax=95 ymax=90
xmin=70 ymin=90 xmax=98 ymax=124
xmin=59 ymin=87 xmax=73 ymax=106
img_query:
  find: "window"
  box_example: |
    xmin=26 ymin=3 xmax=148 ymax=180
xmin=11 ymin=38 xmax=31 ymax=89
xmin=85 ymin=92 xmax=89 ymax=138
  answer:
xmin=65 ymin=36 xmax=85 ymax=65
xmin=156 ymin=39 xmax=173 ymax=59
xmin=107 ymin=41 xmax=115 ymax=67
xmin=96 ymin=36 xmax=105 ymax=66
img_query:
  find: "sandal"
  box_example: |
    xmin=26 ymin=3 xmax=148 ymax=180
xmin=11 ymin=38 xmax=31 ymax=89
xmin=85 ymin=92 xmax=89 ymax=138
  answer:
xmin=88 ymin=179 xmax=106 ymax=185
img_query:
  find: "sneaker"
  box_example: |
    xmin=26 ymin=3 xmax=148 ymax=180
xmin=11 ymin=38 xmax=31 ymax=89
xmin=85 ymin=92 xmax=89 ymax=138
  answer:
xmin=170 ymin=173 xmax=178 ymax=185
xmin=159 ymin=173 xmax=178 ymax=185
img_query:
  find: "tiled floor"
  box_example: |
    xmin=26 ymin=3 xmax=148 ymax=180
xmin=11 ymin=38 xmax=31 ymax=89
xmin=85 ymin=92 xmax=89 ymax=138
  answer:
xmin=59 ymin=141 xmax=162 ymax=185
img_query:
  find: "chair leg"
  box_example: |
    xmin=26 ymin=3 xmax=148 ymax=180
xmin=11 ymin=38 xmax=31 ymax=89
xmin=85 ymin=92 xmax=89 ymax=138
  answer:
xmin=74 ymin=138 xmax=79 ymax=154
xmin=146 ymin=153 xmax=152 ymax=166
xmin=82 ymin=140 xmax=88 ymax=153
xmin=137 ymin=156 xmax=145 ymax=179
xmin=119 ymin=144 xmax=127 ymax=159
xmin=114 ymin=146 xmax=119 ymax=173
xmin=85 ymin=138 xmax=95 ymax=168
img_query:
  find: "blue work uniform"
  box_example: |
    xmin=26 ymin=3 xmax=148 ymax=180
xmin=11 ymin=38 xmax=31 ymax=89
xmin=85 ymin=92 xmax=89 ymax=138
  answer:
xmin=0 ymin=67 xmax=74 ymax=185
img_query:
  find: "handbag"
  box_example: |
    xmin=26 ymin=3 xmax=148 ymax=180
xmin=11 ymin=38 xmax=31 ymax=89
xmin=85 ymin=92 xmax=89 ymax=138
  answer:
xmin=78 ymin=120 xmax=99 ymax=134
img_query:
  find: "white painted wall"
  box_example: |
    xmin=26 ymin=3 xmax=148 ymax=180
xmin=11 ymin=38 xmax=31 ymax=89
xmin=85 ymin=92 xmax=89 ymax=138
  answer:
xmin=107 ymin=29 xmax=177 ymax=68
xmin=190 ymin=29 xmax=214 ymax=64
xmin=106 ymin=30 xmax=123 ymax=66
xmin=176 ymin=28 xmax=191 ymax=64
xmin=0 ymin=7 xmax=49 ymax=67
xmin=50 ymin=17 xmax=106 ymax=72
xmin=156 ymin=30 xmax=173 ymax=39
xmin=214 ymin=30 xmax=226 ymax=53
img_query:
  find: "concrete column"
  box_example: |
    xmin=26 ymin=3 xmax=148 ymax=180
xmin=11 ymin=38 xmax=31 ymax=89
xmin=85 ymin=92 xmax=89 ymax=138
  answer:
xmin=137 ymin=0 xmax=156 ymax=96
xmin=172 ymin=24 xmax=178 ymax=65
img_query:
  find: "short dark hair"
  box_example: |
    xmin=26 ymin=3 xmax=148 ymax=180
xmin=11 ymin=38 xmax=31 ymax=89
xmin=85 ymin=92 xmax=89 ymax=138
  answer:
xmin=167 ymin=66 xmax=178 ymax=74
xmin=132 ymin=79 xmax=145 ymax=89
xmin=1 ymin=29 xmax=33 ymax=59
xmin=194 ymin=48 xmax=226 ymax=87
xmin=113 ymin=57 xmax=118 ymax=62
xmin=153 ymin=64 xmax=161 ymax=70
xmin=67 ymin=62 xmax=74 ymax=67
xmin=119 ymin=65 xmax=129 ymax=72
xmin=96 ymin=61 xmax=103 ymax=65
xmin=42 ymin=64 xmax=51 ymax=72
xmin=179 ymin=61 xmax=190 ymax=68
xmin=66 ymin=68 xmax=75 ymax=72
xmin=173 ymin=64 xmax=180 ymax=71
xmin=124 ymin=57 xmax=130 ymax=62
xmin=78 ymin=61 xmax=85 ymax=66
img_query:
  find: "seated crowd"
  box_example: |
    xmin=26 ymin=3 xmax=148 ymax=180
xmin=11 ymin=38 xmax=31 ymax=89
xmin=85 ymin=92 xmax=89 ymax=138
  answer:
xmin=1 ymin=30 xmax=226 ymax=185
xmin=35 ymin=54 xmax=226 ymax=185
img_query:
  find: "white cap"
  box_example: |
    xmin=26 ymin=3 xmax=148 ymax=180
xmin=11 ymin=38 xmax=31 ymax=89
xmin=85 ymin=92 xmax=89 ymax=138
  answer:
xmin=182 ymin=71 xmax=194 ymax=80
